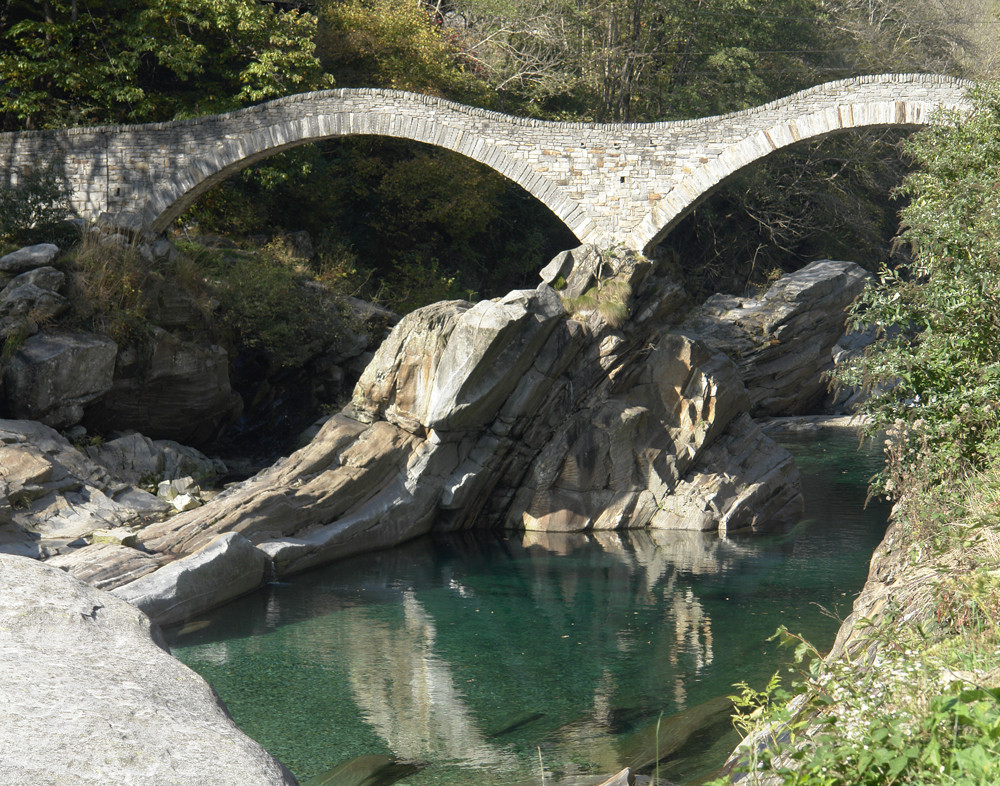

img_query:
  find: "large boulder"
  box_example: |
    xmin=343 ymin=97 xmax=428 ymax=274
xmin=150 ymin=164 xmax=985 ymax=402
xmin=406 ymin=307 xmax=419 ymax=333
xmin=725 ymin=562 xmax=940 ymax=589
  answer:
xmin=684 ymin=260 xmax=869 ymax=416
xmin=84 ymin=327 xmax=242 ymax=446
xmin=2 ymin=331 xmax=117 ymax=427
xmin=0 ymin=242 xmax=59 ymax=274
xmin=649 ymin=412 xmax=804 ymax=533
xmin=510 ymin=331 xmax=753 ymax=532
xmin=0 ymin=266 xmax=69 ymax=339
xmin=0 ymin=554 xmax=297 ymax=786
xmin=24 ymin=248 xmax=860 ymax=618
xmin=85 ymin=432 xmax=226 ymax=486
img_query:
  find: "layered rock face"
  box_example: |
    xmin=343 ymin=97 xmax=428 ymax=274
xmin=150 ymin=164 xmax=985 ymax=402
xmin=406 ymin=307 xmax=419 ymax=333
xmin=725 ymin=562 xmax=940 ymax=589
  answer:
xmin=69 ymin=247 xmax=869 ymax=623
xmin=683 ymin=259 xmax=869 ymax=416
xmin=1 ymin=246 xmax=866 ymax=627
xmin=0 ymin=554 xmax=297 ymax=786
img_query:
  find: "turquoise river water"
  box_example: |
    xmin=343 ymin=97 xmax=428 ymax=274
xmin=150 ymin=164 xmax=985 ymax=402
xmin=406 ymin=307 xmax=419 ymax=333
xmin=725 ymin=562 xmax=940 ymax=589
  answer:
xmin=166 ymin=431 xmax=890 ymax=785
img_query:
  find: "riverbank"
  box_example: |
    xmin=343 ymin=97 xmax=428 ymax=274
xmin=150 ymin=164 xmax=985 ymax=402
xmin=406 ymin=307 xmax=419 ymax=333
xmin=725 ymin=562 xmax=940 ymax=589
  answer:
xmin=717 ymin=464 xmax=1000 ymax=783
xmin=712 ymin=82 xmax=1000 ymax=785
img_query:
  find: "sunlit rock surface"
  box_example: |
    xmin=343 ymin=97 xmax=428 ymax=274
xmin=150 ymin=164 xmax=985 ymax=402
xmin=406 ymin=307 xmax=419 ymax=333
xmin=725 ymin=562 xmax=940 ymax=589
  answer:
xmin=0 ymin=554 xmax=297 ymax=786
xmin=2 ymin=246 xmax=869 ymax=626
xmin=683 ymin=259 xmax=869 ymax=416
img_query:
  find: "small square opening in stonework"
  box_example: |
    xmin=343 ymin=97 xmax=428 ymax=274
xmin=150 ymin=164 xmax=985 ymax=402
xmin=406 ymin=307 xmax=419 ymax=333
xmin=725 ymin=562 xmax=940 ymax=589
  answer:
xmin=620 ymin=176 xmax=626 ymax=183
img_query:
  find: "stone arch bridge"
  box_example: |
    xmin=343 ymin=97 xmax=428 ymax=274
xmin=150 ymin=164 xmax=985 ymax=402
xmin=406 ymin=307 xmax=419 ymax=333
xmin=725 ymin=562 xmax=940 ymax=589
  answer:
xmin=0 ymin=74 xmax=972 ymax=254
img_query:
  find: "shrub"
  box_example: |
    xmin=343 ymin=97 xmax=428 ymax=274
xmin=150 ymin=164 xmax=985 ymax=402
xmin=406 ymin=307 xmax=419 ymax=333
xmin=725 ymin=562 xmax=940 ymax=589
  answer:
xmin=65 ymin=232 xmax=152 ymax=344
xmin=839 ymin=84 xmax=1000 ymax=495
xmin=0 ymin=162 xmax=73 ymax=244
xmin=178 ymin=239 xmax=350 ymax=367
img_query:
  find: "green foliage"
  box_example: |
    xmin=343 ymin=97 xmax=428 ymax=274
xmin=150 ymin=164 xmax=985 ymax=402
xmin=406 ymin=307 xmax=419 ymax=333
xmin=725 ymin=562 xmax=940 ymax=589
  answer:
xmin=317 ymin=0 xmax=488 ymax=102
xmin=1 ymin=322 xmax=31 ymax=361
xmin=0 ymin=0 xmax=331 ymax=129
xmin=0 ymin=162 xmax=72 ymax=243
xmin=449 ymin=0 xmax=846 ymax=122
xmin=710 ymin=624 xmax=1000 ymax=785
xmin=183 ymin=137 xmax=577 ymax=314
xmin=179 ymin=239 xmax=348 ymax=367
xmin=662 ymin=130 xmax=910 ymax=300
xmin=840 ymin=84 xmax=1000 ymax=493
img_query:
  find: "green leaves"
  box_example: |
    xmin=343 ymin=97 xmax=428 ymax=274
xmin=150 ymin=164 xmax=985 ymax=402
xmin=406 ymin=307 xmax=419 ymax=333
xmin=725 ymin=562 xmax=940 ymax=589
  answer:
xmin=317 ymin=0 xmax=486 ymax=103
xmin=0 ymin=0 xmax=331 ymax=129
xmin=710 ymin=628 xmax=1000 ymax=786
xmin=842 ymin=83 xmax=1000 ymax=491
xmin=0 ymin=162 xmax=72 ymax=243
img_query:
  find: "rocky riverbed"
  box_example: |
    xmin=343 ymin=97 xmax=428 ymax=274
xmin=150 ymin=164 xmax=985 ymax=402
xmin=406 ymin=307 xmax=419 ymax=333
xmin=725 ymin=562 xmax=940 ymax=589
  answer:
xmin=0 ymin=238 xmax=871 ymax=784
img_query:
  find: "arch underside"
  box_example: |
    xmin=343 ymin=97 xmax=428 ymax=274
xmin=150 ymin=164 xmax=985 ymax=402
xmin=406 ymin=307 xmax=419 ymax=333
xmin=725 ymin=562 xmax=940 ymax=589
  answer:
xmin=635 ymin=99 xmax=963 ymax=255
xmin=148 ymin=127 xmax=592 ymax=241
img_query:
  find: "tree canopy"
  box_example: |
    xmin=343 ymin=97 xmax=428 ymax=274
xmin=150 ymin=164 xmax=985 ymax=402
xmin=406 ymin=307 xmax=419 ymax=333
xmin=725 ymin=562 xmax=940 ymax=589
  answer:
xmin=0 ymin=0 xmax=330 ymax=129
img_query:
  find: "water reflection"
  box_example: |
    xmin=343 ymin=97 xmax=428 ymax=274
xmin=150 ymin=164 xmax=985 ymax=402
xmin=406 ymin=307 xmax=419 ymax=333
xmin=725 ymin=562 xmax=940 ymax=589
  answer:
xmin=165 ymin=434 xmax=890 ymax=784
xmin=171 ymin=525 xmax=839 ymax=783
xmin=340 ymin=590 xmax=514 ymax=767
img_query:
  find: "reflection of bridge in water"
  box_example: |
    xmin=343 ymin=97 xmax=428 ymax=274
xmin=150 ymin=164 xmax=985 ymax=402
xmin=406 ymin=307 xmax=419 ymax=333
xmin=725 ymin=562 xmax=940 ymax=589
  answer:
xmin=0 ymin=74 xmax=970 ymax=252
xmin=292 ymin=530 xmax=757 ymax=778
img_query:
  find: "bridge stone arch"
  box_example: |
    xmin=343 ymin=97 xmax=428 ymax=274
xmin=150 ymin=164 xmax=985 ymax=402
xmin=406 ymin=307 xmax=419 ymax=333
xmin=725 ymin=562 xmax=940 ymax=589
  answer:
xmin=137 ymin=91 xmax=588 ymax=236
xmin=633 ymin=74 xmax=974 ymax=253
xmin=0 ymin=74 xmax=973 ymax=251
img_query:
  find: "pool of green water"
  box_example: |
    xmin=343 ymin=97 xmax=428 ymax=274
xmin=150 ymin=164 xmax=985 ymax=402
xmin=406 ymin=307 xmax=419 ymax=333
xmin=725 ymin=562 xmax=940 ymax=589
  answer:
xmin=166 ymin=430 xmax=890 ymax=785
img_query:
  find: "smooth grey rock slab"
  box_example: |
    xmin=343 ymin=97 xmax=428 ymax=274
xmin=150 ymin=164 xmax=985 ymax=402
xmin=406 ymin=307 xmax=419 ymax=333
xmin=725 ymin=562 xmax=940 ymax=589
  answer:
xmin=113 ymin=486 xmax=172 ymax=515
xmin=86 ymin=432 xmax=226 ymax=486
xmin=112 ymin=532 xmax=268 ymax=626
xmin=3 ymin=265 xmax=65 ymax=293
xmin=425 ymin=287 xmax=565 ymax=432
xmin=0 ymin=554 xmax=297 ymax=786
xmin=0 ymin=242 xmax=59 ymax=273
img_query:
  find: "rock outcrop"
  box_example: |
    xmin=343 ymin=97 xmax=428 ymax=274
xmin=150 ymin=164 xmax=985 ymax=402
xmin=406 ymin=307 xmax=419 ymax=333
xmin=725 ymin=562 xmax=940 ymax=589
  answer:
xmin=3 ymin=331 xmax=117 ymax=427
xmin=0 ymin=234 xmax=388 ymax=451
xmin=0 ymin=419 xmax=221 ymax=564
xmin=83 ymin=327 xmax=243 ymax=445
xmin=684 ymin=259 xmax=869 ymax=416
xmin=0 ymin=554 xmax=297 ymax=786
xmin=1 ymin=246 xmax=867 ymax=629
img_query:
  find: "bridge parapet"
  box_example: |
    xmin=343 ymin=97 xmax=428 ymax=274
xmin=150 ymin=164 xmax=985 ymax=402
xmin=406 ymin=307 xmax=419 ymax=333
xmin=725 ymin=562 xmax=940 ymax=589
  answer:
xmin=0 ymin=74 xmax=973 ymax=252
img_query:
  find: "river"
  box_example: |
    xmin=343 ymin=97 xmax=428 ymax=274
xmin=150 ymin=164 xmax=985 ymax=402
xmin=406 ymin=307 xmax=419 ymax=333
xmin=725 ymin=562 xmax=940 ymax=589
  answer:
xmin=165 ymin=429 xmax=889 ymax=785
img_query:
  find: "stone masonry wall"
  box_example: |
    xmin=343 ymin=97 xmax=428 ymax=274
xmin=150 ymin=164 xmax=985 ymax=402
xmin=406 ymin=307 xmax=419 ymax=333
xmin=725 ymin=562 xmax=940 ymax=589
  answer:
xmin=0 ymin=74 xmax=972 ymax=251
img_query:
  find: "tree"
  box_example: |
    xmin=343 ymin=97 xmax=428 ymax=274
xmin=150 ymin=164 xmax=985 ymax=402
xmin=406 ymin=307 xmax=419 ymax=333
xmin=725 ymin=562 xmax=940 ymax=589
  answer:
xmin=442 ymin=0 xmax=842 ymax=121
xmin=316 ymin=0 xmax=488 ymax=102
xmin=0 ymin=0 xmax=331 ymax=129
xmin=842 ymin=84 xmax=1000 ymax=492
xmin=825 ymin=0 xmax=1000 ymax=77
xmin=659 ymin=128 xmax=912 ymax=299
